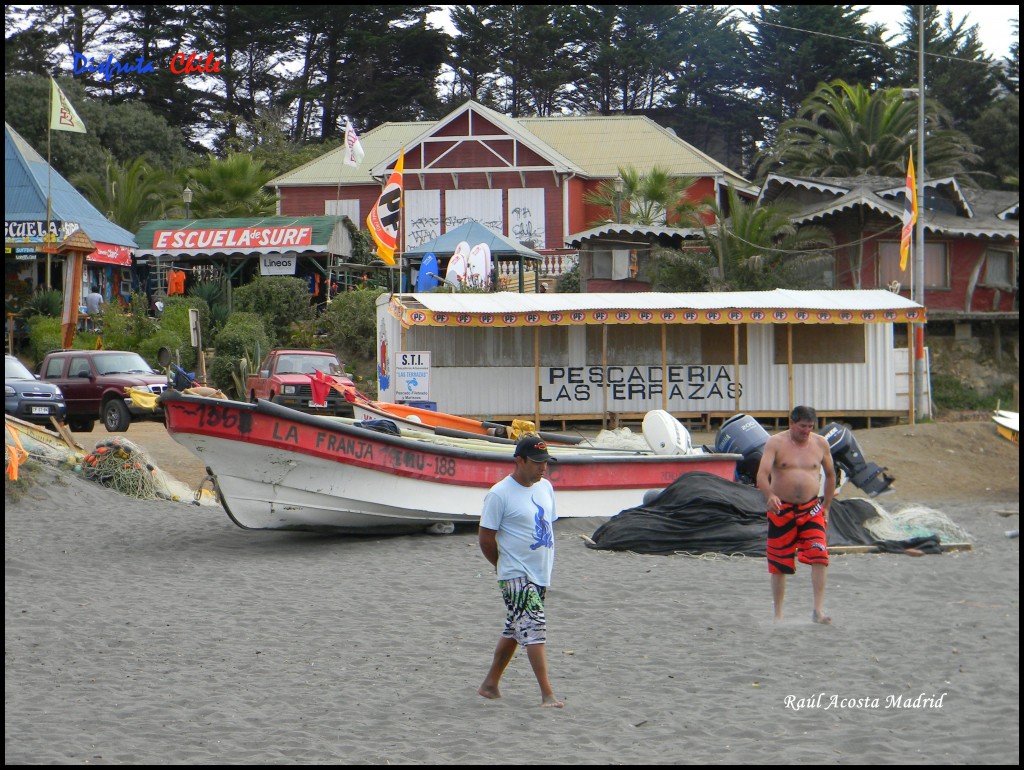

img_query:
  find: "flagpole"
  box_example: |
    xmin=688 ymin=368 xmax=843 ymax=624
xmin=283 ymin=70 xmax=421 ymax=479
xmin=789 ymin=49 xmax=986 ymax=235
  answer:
xmin=913 ymin=5 xmax=927 ymax=421
xmin=45 ymin=78 xmax=54 ymax=289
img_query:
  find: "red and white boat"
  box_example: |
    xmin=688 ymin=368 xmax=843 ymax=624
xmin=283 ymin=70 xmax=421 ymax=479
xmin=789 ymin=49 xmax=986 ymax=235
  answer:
xmin=160 ymin=390 xmax=740 ymax=535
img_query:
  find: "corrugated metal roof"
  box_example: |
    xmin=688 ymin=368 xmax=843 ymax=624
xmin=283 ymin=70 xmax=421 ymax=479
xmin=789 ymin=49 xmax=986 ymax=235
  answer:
xmin=394 ymin=289 xmax=923 ymax=314
xmin=565 ymin=224 xmax=704 ymax=247
xmin=268 ymin=101 xmax=751 ymax=187
xmin=762 ymin=173 xmax=1020 ymax=240
xmin=5 ymin=122 xmax=137 ymax=247
xmin=519 ymin=114 xmax=748 ymax=185
xmin=270 ymin=122 xmax=424 ymax=186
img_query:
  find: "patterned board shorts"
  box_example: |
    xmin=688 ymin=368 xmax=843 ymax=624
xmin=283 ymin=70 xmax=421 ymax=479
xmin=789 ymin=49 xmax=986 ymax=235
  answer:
xmin=767 ymin=497 xmax=829 ymax=575
xmin=499 ymin=576 xmax=547 ymax=646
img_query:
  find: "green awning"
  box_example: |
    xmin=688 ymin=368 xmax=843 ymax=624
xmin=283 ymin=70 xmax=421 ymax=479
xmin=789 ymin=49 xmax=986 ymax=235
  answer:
xmin=134 ymin=216 xmax=352 ymax=259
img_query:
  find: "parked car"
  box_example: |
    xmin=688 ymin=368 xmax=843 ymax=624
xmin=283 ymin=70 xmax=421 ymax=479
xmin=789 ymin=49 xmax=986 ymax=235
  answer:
xmin=37 ymin=349 xmax=168 ymax=433
xmin=5 ymin=354 xmax=67 ymax=426
xmin=246 ymin=349 xmax=355 ymax=416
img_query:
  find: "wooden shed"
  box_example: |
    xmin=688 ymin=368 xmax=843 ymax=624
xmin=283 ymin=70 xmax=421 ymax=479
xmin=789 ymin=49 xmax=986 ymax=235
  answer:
xmin=375 ymin=290 xmax=928 ymax=429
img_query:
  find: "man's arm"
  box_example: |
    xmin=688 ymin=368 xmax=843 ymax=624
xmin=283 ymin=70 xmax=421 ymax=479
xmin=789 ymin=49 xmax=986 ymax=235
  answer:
xmin=756 ymin=437 xmax=780 ymax=512
xmin=478 ymin=526 xmax=499 ymax=569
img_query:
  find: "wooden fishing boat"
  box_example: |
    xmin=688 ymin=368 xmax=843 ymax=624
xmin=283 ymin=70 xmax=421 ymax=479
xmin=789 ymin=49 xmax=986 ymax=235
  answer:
xmin=992 ymin=409 xmax=1019 ymax=445
xmin=159 ymin=390 xmax=740 ymax=535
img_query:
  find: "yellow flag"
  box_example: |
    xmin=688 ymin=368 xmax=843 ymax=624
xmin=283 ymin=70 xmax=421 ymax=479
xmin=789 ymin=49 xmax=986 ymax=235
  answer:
xmin=366 ymin=148 xmax=404 ymax=265
xmin=50 ymin=77 xmax=87 ymax=133
xmin=899 ymin=151 xmax=917 ymax=272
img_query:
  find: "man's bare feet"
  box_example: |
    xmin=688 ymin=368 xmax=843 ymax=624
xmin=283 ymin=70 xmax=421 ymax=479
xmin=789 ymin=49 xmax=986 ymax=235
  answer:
xmin=812 ymin=610 xmax=832 ymax=625
xmin=541 ymin=694 xmax=564 ymax=708
xmin=477 ymin=684 xmax=501 ymax=700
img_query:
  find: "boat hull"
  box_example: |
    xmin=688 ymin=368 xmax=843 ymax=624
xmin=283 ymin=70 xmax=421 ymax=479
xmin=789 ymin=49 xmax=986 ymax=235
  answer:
xmin=160 ymin=391 xmax=740 ymax=534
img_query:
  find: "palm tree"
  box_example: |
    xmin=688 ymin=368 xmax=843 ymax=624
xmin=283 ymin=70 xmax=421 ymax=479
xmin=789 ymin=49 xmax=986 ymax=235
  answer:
xmin=702 ymin=186 xmax=834 ymax=291
xmin=185 ymin=153 xmax=279 ymax=218
xmin=584 ymin=165 xmax=708 ymax=227
xmin=755 ymin=80 xmax=981 ymax=180
xmin=71 ymin=157 xmax=177 ymax=233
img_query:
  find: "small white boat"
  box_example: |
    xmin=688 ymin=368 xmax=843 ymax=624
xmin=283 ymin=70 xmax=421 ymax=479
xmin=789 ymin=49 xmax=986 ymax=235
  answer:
xmin=160 ymin=390 xmax=741 ymax=535
xmin=992 ymin=409 xmax=1019 ymax=445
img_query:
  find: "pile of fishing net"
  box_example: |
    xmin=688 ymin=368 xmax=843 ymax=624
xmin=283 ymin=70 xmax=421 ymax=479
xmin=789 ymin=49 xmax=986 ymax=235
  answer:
xmin=79 ymin=437 xmax=165 ymax=499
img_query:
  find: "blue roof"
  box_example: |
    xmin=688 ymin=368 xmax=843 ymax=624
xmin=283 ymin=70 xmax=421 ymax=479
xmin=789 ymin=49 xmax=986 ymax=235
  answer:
xmin=404 ymin=221 xmax=540 ymax=260
xmin=4 ymin=122 xmax=136 ymax=247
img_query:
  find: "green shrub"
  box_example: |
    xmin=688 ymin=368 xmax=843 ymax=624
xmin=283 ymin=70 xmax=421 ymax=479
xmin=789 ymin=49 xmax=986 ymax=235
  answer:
xmin=186 ymin=280 xmax=229 ymax=336
xmin=19 ymin=288 xmax=64 ymax=319
xmin=931 ymin=373 xmax=1015 ymax=413
xmin=323 ymin=287 xmax=387 ymax=362
xmin=157 ymin=297 xmax=210 ymax=371
xmin=27 ymin=315 xmax=64 ymax=360
xmin=99 ymin=297 xmax=133 ymax=350
xmin=208 ymin=312 xmax=271 ymax=398
xmin=555 ymin=264 xmax=580 ymax=293
xmin=232 ymin=276 xmax=313 ymax=346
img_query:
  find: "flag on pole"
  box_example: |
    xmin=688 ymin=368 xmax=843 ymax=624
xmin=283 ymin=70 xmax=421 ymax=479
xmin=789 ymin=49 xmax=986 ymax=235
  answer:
xmin=899 ymin=151 xmax=917 ymax=272
xmin=50 ymin=78 xmax=87 ymax=133
xmin=343 ymin=117 xmax=365 ymax=167
xmin=366 ymin=148 xmax=404 ymax=266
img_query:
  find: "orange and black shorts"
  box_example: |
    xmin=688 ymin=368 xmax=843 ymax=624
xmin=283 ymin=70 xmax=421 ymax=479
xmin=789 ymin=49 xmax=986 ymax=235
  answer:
xmin=767 ymin=498 xmax=829 ymax=575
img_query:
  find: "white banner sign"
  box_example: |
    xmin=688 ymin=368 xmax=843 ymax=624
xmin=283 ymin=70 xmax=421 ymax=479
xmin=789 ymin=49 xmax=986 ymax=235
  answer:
xmin=395 ymin=350 xmax=431 ymax=400
xmin=259 ymin=254 xmax=297 ymax=275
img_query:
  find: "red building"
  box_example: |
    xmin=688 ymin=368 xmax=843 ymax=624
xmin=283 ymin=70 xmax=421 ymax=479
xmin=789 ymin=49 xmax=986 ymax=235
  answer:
xmin=759 ymin=174 xmax=1019 ymax=318
xmin=269 ymin=99 xmax=751 ymax=288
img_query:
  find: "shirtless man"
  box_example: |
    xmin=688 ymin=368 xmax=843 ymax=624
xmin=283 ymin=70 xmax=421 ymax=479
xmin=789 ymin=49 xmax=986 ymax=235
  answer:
xmin=756 ymin=406 xmax=837 ymax=625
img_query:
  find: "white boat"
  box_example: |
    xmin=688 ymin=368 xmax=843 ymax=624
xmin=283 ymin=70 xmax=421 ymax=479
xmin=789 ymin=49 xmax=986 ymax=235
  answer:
xmin=160 ymin=390 xmax=741 ymax=535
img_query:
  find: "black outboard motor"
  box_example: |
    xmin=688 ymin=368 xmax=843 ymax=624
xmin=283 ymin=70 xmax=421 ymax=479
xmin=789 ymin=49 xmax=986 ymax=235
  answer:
xmin=715 ymin=414 xmax=770 ymax=485
xmin=817 ymin=422 xmax=894 ymax=497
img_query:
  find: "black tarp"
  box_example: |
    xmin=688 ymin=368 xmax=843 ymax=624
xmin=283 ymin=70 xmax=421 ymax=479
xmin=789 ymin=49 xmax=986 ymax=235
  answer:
xmin=587 ymin=471 xmax=941 ymax=555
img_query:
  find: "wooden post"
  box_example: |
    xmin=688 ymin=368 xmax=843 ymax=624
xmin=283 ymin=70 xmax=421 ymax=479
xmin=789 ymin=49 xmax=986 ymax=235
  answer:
xmin=733 ymin=324 xmax=741 ymax=413
xmin=907 ymin=321 xmax=915 ymax=424
xmin=787 ymin=325 xmax=794 ymax=413
xmin=534 ymin=326 xmax=541 ymax=428
xmin=661 ymin=325 xmax=668 ymax=412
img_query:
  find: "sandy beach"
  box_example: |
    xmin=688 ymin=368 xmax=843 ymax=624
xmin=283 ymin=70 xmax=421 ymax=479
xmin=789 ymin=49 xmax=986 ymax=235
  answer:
xmin=5 ymin=418 xmax=1019 ymax=765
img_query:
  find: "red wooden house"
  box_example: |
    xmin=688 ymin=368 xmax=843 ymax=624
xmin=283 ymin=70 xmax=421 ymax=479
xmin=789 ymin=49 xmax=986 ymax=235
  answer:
xmin=758 ymin=174 xmax=1019 ymax=320
xmin=269 ymin=100 xmax=750 ymax=289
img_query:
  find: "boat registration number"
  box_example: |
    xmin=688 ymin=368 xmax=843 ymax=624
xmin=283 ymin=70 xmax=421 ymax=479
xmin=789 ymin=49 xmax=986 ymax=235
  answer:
xmin=31 ymin=406 xmax=50 ymax=414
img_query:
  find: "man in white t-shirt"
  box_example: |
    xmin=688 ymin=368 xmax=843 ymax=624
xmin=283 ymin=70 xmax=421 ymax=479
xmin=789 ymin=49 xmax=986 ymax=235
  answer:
xmin=477 ymin=435 xmax=563 ymax=708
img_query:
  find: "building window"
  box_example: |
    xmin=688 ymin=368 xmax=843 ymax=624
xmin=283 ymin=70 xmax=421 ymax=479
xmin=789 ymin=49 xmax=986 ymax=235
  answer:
xmin=878 ymin=241 xmax=949 ymax=289
xmin=982 ymin=249 xmax=1015 ymax=289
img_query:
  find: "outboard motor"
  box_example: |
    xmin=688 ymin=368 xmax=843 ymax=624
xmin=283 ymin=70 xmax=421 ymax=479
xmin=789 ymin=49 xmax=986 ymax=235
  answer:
xmin=818 ymin=422 xmax=894 ymax=497
xmin=715 ymin=414 xmax=770 ymax=485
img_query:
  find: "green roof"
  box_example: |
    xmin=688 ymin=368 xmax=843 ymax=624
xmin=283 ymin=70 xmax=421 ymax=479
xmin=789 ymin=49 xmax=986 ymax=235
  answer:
xmin=268 ymin=100 xmax=750 ymax=188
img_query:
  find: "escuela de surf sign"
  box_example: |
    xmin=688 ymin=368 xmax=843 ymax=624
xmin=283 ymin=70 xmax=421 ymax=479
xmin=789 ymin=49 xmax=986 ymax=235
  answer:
xmin=153 ymin=226 xmax=313 ymax=251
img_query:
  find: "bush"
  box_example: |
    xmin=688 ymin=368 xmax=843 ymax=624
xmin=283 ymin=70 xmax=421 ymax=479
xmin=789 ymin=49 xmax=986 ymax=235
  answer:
xmin=555 ymin=264 xmax=580 ymax=293
xmin=19 ymin=288 xmax=64 ymax=319
xmin=323 ymin=287 xmax=387 ymax=362
xmin=27 ymin=315 xmax=64 ymax=361
xmin=186 ymin=280 xmax=229 ymax=337
xmin=232 ymin=276 xmax=313 ymax=346
xmin=157 ymin=297 xmax=210 ymax=371
xmin=208 ymin=312 xmax=271 ymax=398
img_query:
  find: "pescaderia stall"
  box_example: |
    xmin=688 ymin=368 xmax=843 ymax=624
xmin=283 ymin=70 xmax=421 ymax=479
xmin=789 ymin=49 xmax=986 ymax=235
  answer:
xmin=375 ymin=290 xmax=928 ymax=428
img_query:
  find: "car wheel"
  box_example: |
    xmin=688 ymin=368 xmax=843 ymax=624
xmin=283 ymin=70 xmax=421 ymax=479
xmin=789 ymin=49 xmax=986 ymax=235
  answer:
xmin=68 ymin=417 xmax=95 ymax=433
xmin=103 ymin=399 xmax=131 ymax=432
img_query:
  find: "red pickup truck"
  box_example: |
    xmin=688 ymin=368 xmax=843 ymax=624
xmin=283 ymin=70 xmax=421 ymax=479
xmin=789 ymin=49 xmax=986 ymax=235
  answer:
xmin=246 ymin=349 xmax=355 ymax=416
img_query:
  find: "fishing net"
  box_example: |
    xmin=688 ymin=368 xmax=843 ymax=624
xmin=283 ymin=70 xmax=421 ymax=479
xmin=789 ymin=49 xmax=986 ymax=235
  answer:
xmin=860 ymin=499 xmax=973 ymax=544
xmin=80 ymin=437 xmax=173 ymax=501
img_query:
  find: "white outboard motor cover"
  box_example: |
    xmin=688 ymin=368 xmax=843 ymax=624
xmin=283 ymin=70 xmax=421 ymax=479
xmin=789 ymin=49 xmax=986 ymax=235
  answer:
xmin=642 ymin=410 xmax=692 ymax=455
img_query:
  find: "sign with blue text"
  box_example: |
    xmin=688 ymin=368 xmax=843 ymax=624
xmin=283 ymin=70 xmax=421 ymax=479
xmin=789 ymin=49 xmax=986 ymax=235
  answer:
xmin=395 ymin=351 xmax=431 ymax=401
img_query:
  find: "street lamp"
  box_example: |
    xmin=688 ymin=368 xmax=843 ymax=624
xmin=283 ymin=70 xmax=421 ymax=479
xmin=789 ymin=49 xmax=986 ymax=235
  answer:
xmin=183 ymin=186 xmax=193 ymax=219
xmin=613 ymin=175 xmax=624 ymax=224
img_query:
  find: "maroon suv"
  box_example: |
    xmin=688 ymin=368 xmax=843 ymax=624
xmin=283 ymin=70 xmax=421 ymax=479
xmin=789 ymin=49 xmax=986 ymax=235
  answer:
xmin=38 ymin=350 xmax=168 ymax=433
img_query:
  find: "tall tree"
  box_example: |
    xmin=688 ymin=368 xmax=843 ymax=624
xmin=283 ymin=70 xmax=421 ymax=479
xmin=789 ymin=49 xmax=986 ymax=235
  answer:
xmin=890 ymin=5 xmax=1000 ymax=130
xmin=744 ymin=5 xmax=889 ymax=139
xmin=757 ymin=80 xmax=981 ymax=181
xmin=660 ymin=6 xmax=762 ymax=172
